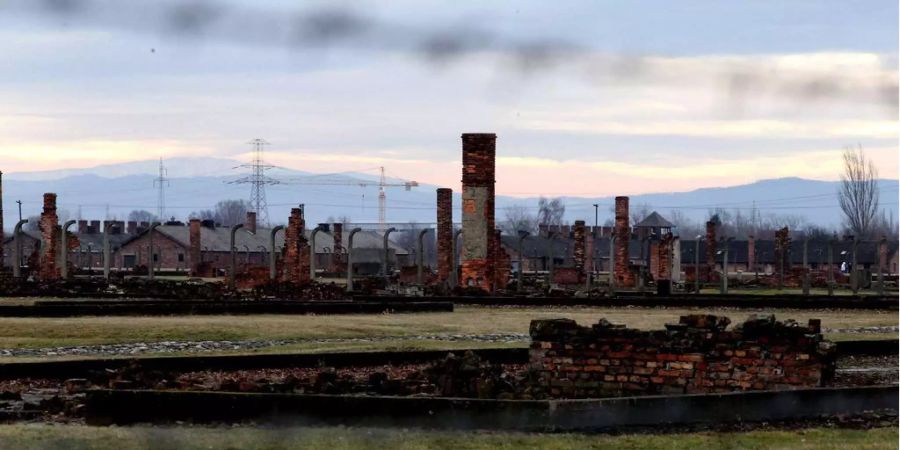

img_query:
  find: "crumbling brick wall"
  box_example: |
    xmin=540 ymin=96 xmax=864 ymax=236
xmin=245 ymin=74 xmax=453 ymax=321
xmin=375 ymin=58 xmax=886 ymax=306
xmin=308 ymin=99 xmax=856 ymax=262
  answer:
xmin=436 ymin=188 xmax=453 ymax=284
xmin=39 ymin=193 xmax=60 ymax=281
xmin=614 ymin=196 xmax=634 ymax=287
xmin=529 ymin=314 xmax=835 ymax=399
xmin=460 ymin=133 xmax=498 ymax=292
xmin=492 ymin=229 xmax=511 ymax=290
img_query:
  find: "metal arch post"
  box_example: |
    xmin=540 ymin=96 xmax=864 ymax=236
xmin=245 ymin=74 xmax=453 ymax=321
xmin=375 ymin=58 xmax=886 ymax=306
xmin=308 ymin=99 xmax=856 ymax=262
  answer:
xmin=416 ymin=228 xmax=429 ymax=286
xmin=12 ymin=219 xmax=27 ymax=278
xmin=346 ymin=227 xmax=362 ymax=292
xmin=60 ymin=220 xmax=76 ymax=279
xmin=229 ymin=223 xmax=244 ymax=290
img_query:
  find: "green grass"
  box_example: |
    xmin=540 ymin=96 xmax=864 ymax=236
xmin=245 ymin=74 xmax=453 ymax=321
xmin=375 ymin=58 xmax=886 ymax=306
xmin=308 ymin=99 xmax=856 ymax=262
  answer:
xmin=0 ymin=305 xmax=893 ymax=361
xmin=0 ymin=424 xmax=894 ymax=450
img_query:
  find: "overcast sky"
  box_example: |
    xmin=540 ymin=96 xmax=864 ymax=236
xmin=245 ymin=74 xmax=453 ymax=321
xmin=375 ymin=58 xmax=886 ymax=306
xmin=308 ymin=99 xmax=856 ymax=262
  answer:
xmin=0 ymin=0 xmax=897 ymax=197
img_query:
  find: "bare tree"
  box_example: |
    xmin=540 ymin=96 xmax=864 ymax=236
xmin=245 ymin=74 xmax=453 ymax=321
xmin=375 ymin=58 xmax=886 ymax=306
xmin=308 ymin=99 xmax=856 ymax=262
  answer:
xmin=128 ymin=210 xmax=157 ymax=223
xmin=193 ymin=200 xmax=250 ymax=227
xmin=502 ymin=205 xmax=537 ymax=235
xmin=839 ymin=145 xmax=879 ymax=238
xmin=24 ymin=215 xmax=40 ymax=231
xmin=537 ymin=197 xmax=566 ymax=227
xmin=630 ymin=203 xmax=652 ymax=224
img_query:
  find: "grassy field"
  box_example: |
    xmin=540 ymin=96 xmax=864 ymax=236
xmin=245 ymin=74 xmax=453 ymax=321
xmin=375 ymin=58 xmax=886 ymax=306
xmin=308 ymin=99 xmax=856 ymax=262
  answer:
xmin=0 ymin=306 xmax=893 ymax=359
xmin=0 ymin=424 xmax=895 ymax=450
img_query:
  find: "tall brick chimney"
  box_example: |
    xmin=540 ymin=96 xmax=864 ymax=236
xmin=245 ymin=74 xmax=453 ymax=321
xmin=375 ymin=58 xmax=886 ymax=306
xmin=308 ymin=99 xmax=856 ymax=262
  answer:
xmin=436 ymin=188 xmax=453 ymax=283
xmin=189 ymin=218 xmax=201 ymax=276
xmin=573 ymin=220 xmax=586 ymax=282
xmin=614 ymin=196 xmax=633 ymax=287
xmin=39 ymin=193 xmax=60 ymax=281
xmin=127 ymin=221 xmax=137 ymax=235
xmin=78 ymin=220 xmax=88 ymax=234
xmin=460 ymin=133 xmax=497 ymax=291
xmin=246 ymin=211 xmax=257 ymax=234
xmin=705 ymin=221 xmax=717 ymax=280
xmin=283 ymin=208 xmax=310 ymax=283
xmin=89 ymin=220 xmax=100 ymax=234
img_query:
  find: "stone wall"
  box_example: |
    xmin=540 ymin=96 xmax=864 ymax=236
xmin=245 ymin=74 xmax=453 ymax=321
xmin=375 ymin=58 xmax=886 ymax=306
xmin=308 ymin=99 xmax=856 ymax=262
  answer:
xmin=529 ymin=314 xmax=835 ymax=399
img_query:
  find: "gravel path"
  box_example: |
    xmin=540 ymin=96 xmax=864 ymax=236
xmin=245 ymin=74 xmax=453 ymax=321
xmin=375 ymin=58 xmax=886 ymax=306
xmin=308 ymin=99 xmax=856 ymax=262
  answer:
xmin=0 ymin=333 xmax=531 ymax=358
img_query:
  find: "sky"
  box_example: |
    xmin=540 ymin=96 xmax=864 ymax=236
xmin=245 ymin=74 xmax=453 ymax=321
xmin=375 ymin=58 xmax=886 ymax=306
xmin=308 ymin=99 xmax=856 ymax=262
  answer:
xmin=0 ymin=0 xmax=897 ymax=197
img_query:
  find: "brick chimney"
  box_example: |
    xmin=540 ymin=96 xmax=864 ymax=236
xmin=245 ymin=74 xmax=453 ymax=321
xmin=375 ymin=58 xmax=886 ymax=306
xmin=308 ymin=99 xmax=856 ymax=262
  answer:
xmin=614 ymin=196 xmax=633 ymax=287
xmin=460 ymin=133 xmax=497 ymax=291
xmin=706 ymin=221 xmax=717 ymax=279
xmin=78 ymin=220 xmax=88 ymax=234
xmin=189 ymin=218 xmax=201 ymax=276
xmin=245 ymin=211 xmax=257 ymax=234
xmin=436 ymin=188 xmax=453 ymax=283
xmin=127 ymin=221 xmax=137 ymax=235
xmin=89 ymin=220 xmax=100 ymax=234
xmin=573 ymin=220 xmax=586 ymax=282
xmin=39 ymin=193 xmax=60 ymax=281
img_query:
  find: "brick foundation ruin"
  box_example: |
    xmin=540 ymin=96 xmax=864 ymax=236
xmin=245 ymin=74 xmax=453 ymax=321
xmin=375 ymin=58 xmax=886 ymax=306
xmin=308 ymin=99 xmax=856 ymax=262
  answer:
xmin=529 ymin=314 xmax=835 ymax=399
xmin=573 ymin=220 xmax=586 ymax=284
xmin=460 ymin=133 xmax=499 ymax=292
xmin=436 ymin=188 xmax=453 ymax=284
xmin=39 ymin=193 xmax=60 ymax=281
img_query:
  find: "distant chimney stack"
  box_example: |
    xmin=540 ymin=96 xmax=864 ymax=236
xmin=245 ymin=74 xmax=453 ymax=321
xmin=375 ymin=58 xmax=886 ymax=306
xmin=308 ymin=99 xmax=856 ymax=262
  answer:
xmin=246 ymin=211 xmax=257 ymax=234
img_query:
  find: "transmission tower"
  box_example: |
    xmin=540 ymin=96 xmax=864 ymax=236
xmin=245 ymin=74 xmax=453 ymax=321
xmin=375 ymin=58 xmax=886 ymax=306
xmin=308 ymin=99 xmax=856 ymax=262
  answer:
xmin=229 ymin=139 xmax=279 ymax=227
xmin=154 ymin=157 xmax=169 ymax=221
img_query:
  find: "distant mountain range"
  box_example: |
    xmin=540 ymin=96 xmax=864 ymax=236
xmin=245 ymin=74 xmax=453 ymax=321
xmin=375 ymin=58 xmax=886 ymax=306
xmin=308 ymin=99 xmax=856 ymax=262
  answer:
xmin=2 ymin=157 xmax=897 ymax=230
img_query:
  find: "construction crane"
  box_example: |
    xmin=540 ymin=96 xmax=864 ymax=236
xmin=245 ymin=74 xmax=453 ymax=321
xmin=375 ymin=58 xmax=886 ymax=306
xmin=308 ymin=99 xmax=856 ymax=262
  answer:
xmin=281 ymin=166 xmax=418 ymax=230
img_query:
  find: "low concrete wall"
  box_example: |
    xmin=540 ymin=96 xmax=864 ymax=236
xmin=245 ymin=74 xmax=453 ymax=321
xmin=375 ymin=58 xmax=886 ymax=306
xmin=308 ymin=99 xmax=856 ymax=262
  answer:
xmin=0 ymin=300 xmax=453 ymax=317
xmin=84 ymin=386 xmax=898 ymax=430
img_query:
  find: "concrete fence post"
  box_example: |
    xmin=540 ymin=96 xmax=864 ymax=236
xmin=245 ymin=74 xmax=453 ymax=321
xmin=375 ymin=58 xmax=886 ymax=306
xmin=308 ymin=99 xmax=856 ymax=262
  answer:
xmin=346 ymin=227 xmax=362 ymax=292
xmin=451 ymin=229 xmax=462 ymax=289
xmin=228 ymin=223 xmax=244 ymax=290
xmin=60 ymin=220 xmax=76 ymax=279
xmin=309 ymin=226 xmax=323 ymax=281
xmin=147 ymin=223 xmax=160 ymax=280
xmin=12 ymin=219 xmax=27 ymax=278
xmin=269 ymin=225 xmax=284 ymax=281
xmin=416 ymin=228 xmax=429 ymax=286
xmin=517 ymin=231 xmax=530 ymax=293
xmin=382 ymin=227 xmax=397 ymax=282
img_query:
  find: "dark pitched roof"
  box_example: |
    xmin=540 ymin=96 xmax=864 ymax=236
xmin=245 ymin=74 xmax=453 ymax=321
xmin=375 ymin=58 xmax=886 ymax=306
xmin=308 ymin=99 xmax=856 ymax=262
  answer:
xmin=634 ymin=211 xmax=675 ymax=228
